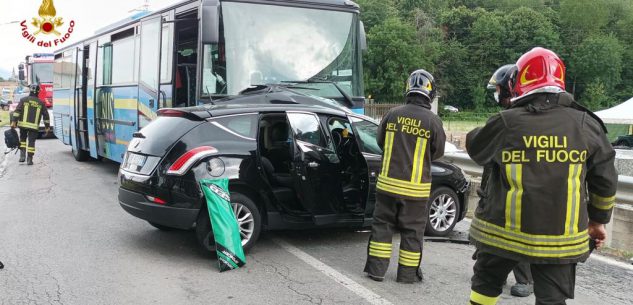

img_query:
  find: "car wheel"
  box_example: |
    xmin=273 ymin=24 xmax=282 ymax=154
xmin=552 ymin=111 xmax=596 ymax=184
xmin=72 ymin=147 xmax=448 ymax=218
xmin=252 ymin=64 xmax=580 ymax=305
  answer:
xmin=1 ymin=105 xmax=7 ymax=111
xmin=425 ymin=186 xmax=460 ymax=237
xmin=148 ymin=222 xmax=176 ymax=231
xmin=195 ymin=192 xmax=261 ymax=254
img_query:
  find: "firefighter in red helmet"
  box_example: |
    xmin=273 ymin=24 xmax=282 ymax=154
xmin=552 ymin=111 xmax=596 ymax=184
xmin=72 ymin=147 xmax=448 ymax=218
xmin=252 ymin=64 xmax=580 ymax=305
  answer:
xmin=466 ymin=47 xmax=617 ymax=304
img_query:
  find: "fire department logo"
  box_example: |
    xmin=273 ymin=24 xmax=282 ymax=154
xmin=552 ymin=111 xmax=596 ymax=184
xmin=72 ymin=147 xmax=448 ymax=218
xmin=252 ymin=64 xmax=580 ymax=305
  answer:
xmin=20 ymin=0 xmax=76 ymax=47
xmin=32 ymin=0 xmax=64 ymax=35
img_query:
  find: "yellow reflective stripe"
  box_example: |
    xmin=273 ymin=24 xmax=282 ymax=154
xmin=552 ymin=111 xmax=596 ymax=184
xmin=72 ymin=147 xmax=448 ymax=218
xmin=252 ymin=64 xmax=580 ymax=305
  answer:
xmin=381 ymin=131 xmax=394 ymax=177
xmin=376 ymin=182 xmax=430 ymax=198
xmin=12 ymin=112 xmax=20 ymax=117
xmin=399 ymin=249 xmax=420 ymax=258
xmin=504 ymin=164 xmax=523 ymax=231
xmin=369 ymin=249 xmax=391 ymax=255
xmin=470 ymin=227 xmax=589 ymax=258
xmin=565 ymin=164 xmax=582 ymax=235
xmin=34 ymin=107 xmax=41 ymax=126
xmin=369 ymin=241 xmax=392 ymax=247
xmin=369 ymin=250 xmax=391 ymax=258
xmin=470 ymin=290 xmax=499 ymax=305
xmin=377 ymin=175 xmax=431 ymax=190
xmin=411 ymin=138 xmax=428 ymax=183
xmin=369 ymin=244 xmax=392 ymax=251
xmin=471 ymin=218 xmax=588 ymax=245
xmin=590 ymin=193 xmax=616 ymax=210
xmin=18 ymin=122 xmax=39 ymax=129
xmin=22 ymin=104 xmax=30 ymax=125
xmin=398 ymin=258 xmax=419 ymax=267
xmin=410 ymin=138 xmax=421 ymax=183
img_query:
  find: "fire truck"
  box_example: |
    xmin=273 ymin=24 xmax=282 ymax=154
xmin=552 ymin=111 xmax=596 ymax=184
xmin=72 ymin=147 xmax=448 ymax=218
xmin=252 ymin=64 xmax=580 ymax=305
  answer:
xmin=12 ymin=53 xmax=55 ymax=136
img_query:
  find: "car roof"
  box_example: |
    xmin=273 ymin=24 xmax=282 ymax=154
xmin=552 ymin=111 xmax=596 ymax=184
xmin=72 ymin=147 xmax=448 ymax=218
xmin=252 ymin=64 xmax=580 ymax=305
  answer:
xmin=204 ymin=103 xmax=350 ymax=117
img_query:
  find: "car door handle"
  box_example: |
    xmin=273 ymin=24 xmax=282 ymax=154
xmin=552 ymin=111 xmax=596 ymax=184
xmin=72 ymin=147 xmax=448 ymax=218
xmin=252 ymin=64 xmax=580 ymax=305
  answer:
xmin=308 ymin=162 xmax=319 ymax=168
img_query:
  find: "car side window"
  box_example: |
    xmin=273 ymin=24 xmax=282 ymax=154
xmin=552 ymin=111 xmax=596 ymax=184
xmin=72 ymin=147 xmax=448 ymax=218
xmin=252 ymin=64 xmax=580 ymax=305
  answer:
xmin=210 ymin=114 xmax=257 ymax=139
xmin=350 ymin=116 xmax=383 ymax=155
xmin=287 ymin=112 xmax=326 ymax=147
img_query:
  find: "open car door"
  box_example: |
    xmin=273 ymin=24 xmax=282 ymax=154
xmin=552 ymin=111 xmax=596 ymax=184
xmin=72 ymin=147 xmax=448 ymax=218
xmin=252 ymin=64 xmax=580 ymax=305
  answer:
xmin=286 ymin=112 xmax=344 ymax=225
xmin=348 ymin=115 xmax=384 ymax=217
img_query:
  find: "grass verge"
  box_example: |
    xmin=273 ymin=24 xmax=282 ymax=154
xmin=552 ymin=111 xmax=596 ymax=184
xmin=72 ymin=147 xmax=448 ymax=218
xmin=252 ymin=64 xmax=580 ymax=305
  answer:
xmin=0 ymin=110 xmax=9 ymax=127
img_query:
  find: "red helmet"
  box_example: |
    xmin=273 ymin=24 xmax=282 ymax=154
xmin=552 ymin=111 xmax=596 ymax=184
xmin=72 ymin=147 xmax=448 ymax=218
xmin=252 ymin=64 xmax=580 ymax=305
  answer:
xmin=512 ymin=47 xmax=565 ymax=97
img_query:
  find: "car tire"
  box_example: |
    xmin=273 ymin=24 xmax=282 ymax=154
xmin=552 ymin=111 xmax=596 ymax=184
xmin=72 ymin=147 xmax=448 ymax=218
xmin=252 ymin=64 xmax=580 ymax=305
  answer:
xmin=148 ymin=221 xmax=177 ymax=231
xmin=195 ymin=192 xmax=262 ymax=254
xmin=425 ymin=186 xmax=460 ymax=237
xmin=1 ymin=105 xmax=7 ymax=111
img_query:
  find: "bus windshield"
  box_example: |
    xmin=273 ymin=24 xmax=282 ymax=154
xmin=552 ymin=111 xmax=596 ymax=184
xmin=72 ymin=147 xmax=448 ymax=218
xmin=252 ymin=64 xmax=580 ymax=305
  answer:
xmin=201 ymin=2 xmax=362 ymax=98
xmin=31 ymin=63 xmax=54 ymax=84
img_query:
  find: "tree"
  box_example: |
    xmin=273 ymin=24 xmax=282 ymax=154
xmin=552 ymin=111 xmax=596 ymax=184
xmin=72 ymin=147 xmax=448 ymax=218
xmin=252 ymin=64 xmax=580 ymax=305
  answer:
xmin=356 ymin=0 xmax=398 ymax=31
xmin=364 ymin=17 xmax=429 ymax=100
xmin=501 ymin=7 xmax=561 ymax=61
xmin=579 ymin=81 xmax=612 ymax=111
xmin=569 ymin=34 xmax=623 ymax=96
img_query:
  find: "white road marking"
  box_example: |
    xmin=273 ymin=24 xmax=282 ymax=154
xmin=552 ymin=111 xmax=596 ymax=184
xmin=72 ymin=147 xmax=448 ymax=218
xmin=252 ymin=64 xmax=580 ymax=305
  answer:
xmin=271 ymin=238 xmax=394 ymax=305
xmin=588 ymin=253 xmax=633 ymax=271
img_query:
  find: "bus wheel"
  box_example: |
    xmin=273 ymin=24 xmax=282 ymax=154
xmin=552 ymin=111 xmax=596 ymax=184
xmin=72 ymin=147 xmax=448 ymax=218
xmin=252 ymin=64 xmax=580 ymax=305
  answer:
xmin=71 ymin=137 xmax=89 ymax=162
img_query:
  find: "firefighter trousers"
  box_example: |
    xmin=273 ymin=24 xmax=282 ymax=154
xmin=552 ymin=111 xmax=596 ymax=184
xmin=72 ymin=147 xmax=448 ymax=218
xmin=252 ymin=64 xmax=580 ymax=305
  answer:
xmin=513 ymin=262 xmax=533 ymax=285
xmin=364 ymin=192 xmax=428 ymax=282
xmin=19 ymin=128 xmax=38 ymax=157
xmin=470 ymin=252 xmax=576 ymax=305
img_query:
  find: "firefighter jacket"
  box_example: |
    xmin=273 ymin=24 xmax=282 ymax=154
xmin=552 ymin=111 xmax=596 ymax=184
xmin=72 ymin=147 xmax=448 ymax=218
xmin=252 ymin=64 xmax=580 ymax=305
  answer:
xmin=466 ymin=92 xmax=617 ymax=264
xmin=12 ymin=96 xmax=50 ymax=131
xmin=376 ymin=98 xmax=446 ymax=200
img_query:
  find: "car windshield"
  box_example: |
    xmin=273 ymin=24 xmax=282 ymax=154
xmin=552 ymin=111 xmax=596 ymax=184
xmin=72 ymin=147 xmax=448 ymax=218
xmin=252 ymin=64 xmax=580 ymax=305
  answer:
xmin=201 ymin=2 xmax=362 ymax=97
xmin=31 ymin=63 xmax=53 ymax=84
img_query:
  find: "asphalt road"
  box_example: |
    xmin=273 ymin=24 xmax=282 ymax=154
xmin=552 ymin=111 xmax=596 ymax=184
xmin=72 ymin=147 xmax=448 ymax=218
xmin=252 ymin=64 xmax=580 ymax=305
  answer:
xmin=1 ymin=134 xmax=632 ymax=305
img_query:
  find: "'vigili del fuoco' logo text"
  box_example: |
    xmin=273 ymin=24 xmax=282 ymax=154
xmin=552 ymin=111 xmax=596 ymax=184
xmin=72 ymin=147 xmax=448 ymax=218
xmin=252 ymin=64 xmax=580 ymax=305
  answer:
xmin=20 ymin=0 xmax=76 ymax=47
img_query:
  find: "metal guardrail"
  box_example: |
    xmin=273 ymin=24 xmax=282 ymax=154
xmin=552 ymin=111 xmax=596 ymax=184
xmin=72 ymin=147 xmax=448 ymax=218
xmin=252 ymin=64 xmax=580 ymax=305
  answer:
xmin=442 ymin=152 xmax=633 ymax=205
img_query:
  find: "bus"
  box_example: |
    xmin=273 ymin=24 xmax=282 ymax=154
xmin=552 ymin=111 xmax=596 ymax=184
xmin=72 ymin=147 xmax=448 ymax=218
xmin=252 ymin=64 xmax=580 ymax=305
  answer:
xmin=53 ymin=0 xmax=366 ymax=163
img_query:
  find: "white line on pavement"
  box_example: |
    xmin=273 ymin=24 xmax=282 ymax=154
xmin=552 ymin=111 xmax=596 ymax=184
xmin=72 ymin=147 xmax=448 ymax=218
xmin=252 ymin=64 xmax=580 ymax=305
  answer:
xmin=588 ymin=254 xmax=633 ymax=271
xmin=271 ymin=238 xmax=394 ymax=305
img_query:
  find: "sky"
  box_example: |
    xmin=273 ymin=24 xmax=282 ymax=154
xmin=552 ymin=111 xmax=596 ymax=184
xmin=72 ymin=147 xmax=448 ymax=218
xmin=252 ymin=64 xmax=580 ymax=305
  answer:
xmin=0 ymin=0 xmax=178 ymax=78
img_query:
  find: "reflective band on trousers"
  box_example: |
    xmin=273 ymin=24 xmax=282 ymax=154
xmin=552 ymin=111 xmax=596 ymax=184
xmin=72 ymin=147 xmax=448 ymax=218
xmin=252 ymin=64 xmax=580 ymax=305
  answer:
xmin=565 ymin=164 xmax=582 ymax=235
xmin=590 ymin=193 xmax=616 ymax=210
xmin=410 ymin=137 xmax=428 ymax=184
xmin=369 ymin=241 xmax=392 ymax=259
xmin=470 ymin=226 xmax=589 ymax=258
xmin=470 ymin=290 xmax=499 ymax=305
xmin=504 ymin=164 xmax=523 ymax=231
xmin=398 ymin=249 xmax=421 ymax=267
xmin=380 ymin=131 xmax=395 ymax=177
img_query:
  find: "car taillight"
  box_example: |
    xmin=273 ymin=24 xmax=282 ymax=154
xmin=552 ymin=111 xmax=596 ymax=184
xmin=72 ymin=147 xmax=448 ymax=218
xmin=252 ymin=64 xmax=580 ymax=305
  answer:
xmin=157 ymin=109 xmax=186 ymax=117
xmin=166 ymin=146 xmax=218 ymax=176
xmin=146 ymin=196 xmax=166 ymax=205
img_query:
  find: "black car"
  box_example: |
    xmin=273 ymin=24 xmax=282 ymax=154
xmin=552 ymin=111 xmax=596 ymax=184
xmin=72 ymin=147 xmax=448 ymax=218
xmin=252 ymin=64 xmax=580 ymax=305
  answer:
xmin=118 ymin=97 xmax=469 ymax=252
xmin=613 ymin=134 xmax=633 ymax=148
